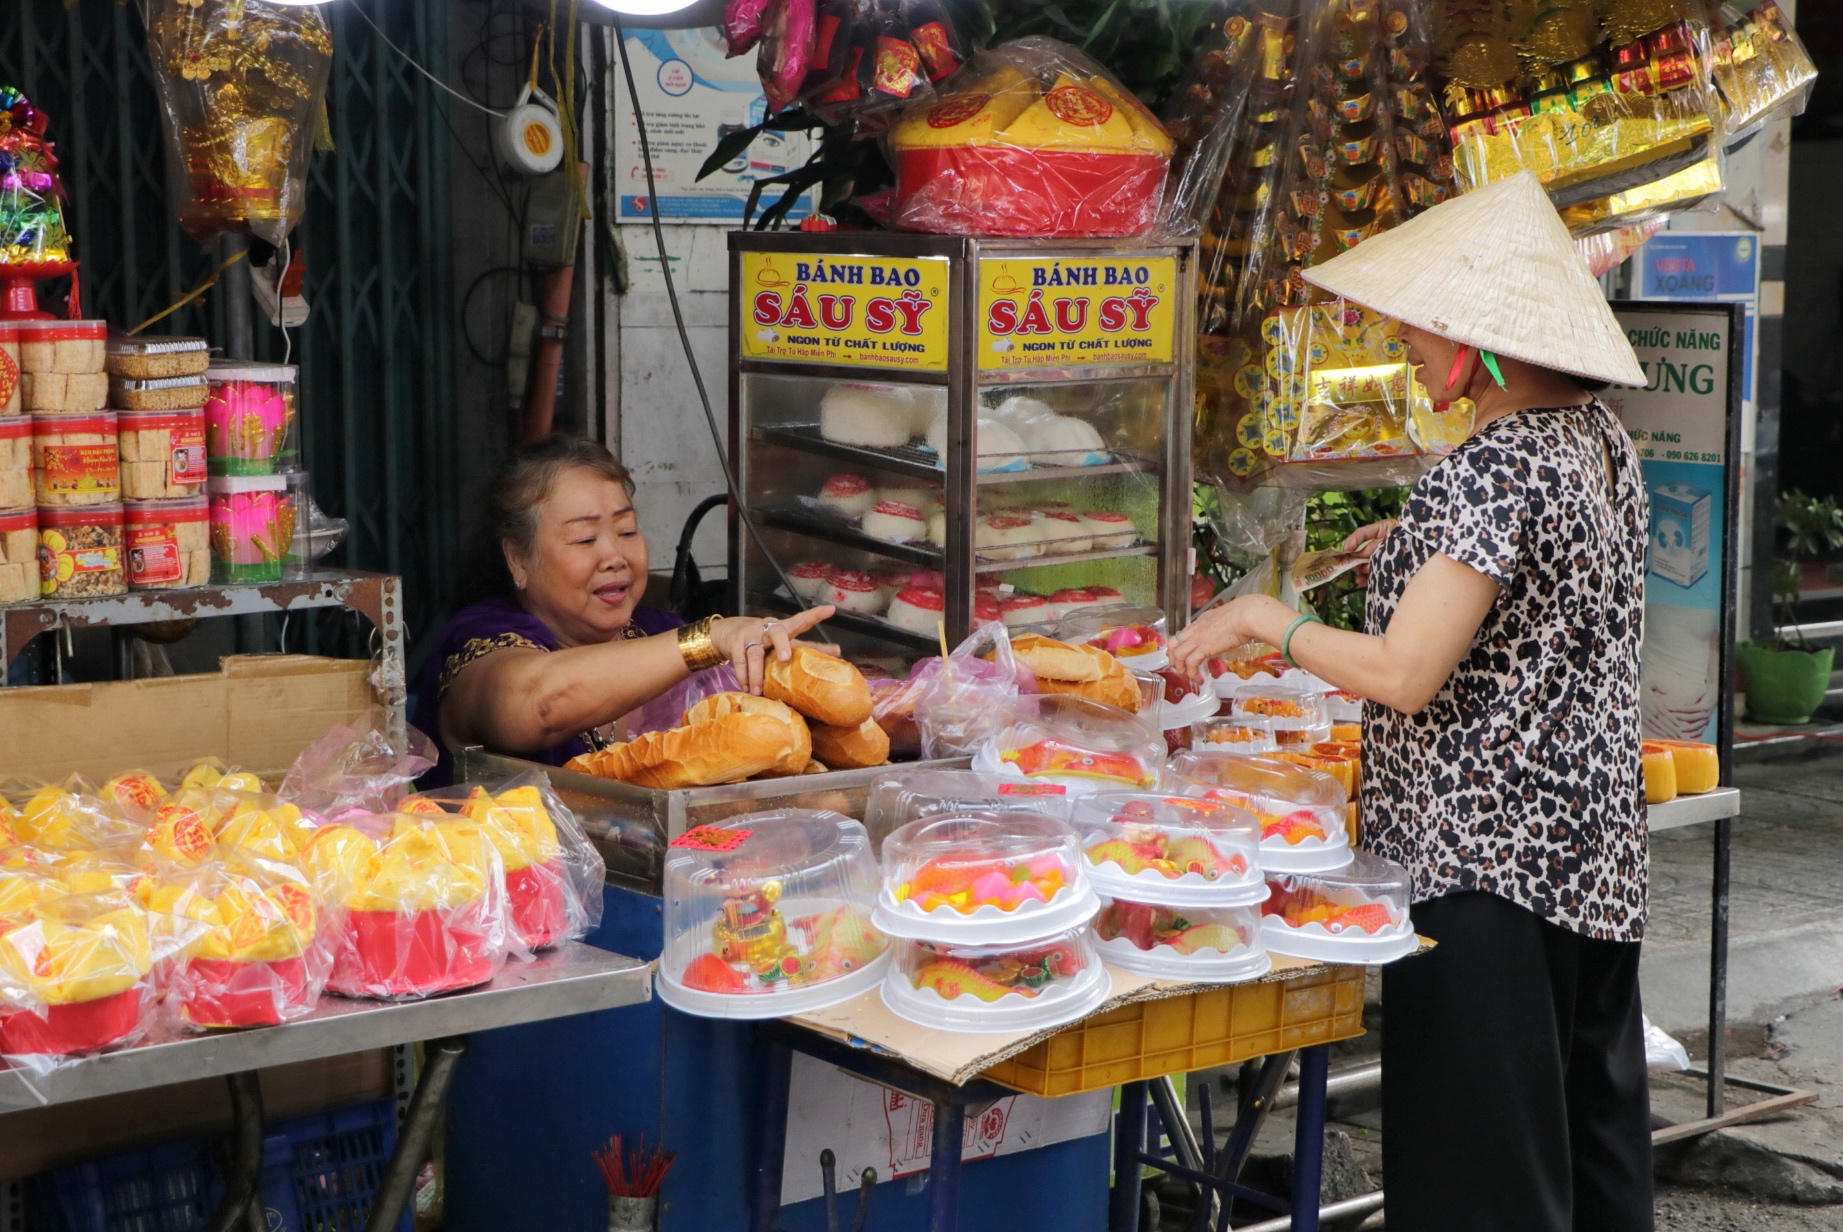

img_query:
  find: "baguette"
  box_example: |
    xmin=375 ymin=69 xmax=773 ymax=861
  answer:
xmin=810 ymin=716 xmax=891 ymax=770
xmin=1009 ymin=634 xmax=1105 ymax=683
xmin=763 ymin=644 xmax=873 ymax=727
xmin=684 ymin=692 xmax=812 ymax=776
xmin=564 ymin=712 xmax=802 ymax=789
xmin=1037 ymin=666 xmax=1141 ymax=712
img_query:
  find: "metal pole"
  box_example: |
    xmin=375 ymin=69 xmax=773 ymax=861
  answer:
xmin=363 ymin=1036 xmax=467 ymax=1232
xmin=1708 ymin=814 xmax=1732 ymax=1118
xmin=925 ymin=1098 xmax=964 ymax=1232
xmin=203 ymin=1071 xmax=264 ymax=1232
xmin=1290 ymin=1046 xmax=1330 ymax=1232
xmin=750 ymin=1034 xmax=794 ymax=1232
xmin=1111 ymin=1080 xmax=1147 ymax=1232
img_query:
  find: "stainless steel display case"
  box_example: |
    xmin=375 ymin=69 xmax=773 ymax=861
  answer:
xmin=729 ymin=233 xmax=1196 ymax=661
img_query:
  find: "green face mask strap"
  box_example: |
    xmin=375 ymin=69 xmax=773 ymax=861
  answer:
xmin=1480 ymin=350 xmax=1508 ymax=388
xmin=1474 ymin=348 xmax=1503 ymax=387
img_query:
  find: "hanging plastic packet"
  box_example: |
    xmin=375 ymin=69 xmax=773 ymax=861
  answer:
xmin=759 ymin=0 xmax=820 ymax=113
xmin=801 ymin=0 xmax=867 ymax=100
xmin=725 ymin=0 xmax=778 ymax=57
xmin=861 ymin=6 xmax=928 ymax=110
xmin=1709 ymin=0 xmax=1816 ymax=141
xmin=902 ymin=0 xmax=968 ymax=84
xmin=914 ymin=621 xmax=1035 ymax=760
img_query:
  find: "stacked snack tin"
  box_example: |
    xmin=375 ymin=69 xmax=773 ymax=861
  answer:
xmin=0 ymin=329 xmax=30 ymax=600
xmin=108 ymin=336 xmax=212 ymax=591
xmin=874 ymin=811 xmax=1109 ymax=1032
xmin=1073 ymin=792 xmax=1272 ymax=982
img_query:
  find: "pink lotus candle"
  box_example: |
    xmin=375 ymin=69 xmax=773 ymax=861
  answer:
xmin=204 ymin=363 xmax=296 ymax=476
xmin=210 ymin=479 xmax=294 ymax=583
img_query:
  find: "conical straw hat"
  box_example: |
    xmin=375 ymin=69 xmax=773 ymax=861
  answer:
xmin=1302 ymin=171 xmax=1646 ymax=388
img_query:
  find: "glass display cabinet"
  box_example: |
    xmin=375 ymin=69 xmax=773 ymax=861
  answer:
xmin=729 ymin=232 xmax=1196 ymax=666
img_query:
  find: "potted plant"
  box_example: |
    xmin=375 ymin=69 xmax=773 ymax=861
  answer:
xmin=1737 ymin=489 xmax=1843 ymax=724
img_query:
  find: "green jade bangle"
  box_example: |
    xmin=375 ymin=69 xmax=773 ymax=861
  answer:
xmin=1281 ymin=613 xmax=1323 ymax=669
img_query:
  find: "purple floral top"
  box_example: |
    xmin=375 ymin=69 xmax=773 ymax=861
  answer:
xmin=413 ymin=595 xmax=683 ymax=787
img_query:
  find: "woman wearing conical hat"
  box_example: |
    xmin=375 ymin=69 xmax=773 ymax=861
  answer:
xmin=1172 ymin=170 xmax=1654 ymax=1230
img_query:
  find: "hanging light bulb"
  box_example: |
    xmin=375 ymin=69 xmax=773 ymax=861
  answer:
xmin=584 ymin=0 xmax=701 ymax=17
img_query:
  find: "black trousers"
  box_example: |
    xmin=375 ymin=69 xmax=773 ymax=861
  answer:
xmin=1380 ymin=891 xmax=1654 ymax=1232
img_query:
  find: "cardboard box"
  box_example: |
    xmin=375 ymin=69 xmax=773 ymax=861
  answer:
xmin=0 ymin=654 xmax=373 ymax=782
xmin=1651 ymin=481 xmax=1712 ymax=589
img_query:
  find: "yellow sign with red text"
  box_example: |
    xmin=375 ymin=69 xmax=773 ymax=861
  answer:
xmin=738 ymin=252 xmax=951 ymax=371
xmin=977 ymin=256 xmax=1177 ymax=371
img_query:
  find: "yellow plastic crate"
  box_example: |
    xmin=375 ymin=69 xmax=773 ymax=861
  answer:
xmin=982 ymin=965 xmax=1368 ymax=1097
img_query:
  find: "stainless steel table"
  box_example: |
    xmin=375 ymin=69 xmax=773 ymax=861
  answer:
xmin=0 ymin=943 xmax=652 ymax=1232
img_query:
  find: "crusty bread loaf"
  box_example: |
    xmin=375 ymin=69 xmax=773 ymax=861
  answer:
xmin=810 ymin=716 xmax=891 ymax=770
xmin=564 ymin=711 xmax=803 ymax=789
xmin=684 ymin=692 xmax=811 ymax=776
xmin=764 ymin=645 xmax=873 ymax=727
xmin=1037 ymin=661 xmax=1141 ymax=712
xmin=1010 ymin=634 xmax=1104 ymax=682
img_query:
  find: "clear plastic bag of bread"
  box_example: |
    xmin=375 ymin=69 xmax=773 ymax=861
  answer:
xmin=972 ymin=693 xmax=1165 ymax=795
xmin=625 ymin=665 xmax=743 ymax=740
xmin=887 ymin=36 xmax=1175 ymax=237
xmin=279 ymin=710 xmax=437 ymax=820
xmin=398 ymin=771 xmax=605 ymax=953
xmin=146 ymin=846 xmax=338 ymax=1030
xmin=1006 ymin=631 xmax=1142 ymax=713
xmin=296 ymin=807 xmax=512 ymax=999
xmin=914 ymin=621 xmax=1036 ymax=759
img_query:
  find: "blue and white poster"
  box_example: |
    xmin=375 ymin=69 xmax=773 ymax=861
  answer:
xmin=612 ymin=28 xmax=815 ymax=222
xmin=1606 ymin=305 xmax=1741 ymax=748
xmin=1633 ymin=232 xmax=1760 ymax=406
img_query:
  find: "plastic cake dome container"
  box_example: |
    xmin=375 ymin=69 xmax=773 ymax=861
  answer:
xmin=658 ymin=810 xmax=891 ymax=1019
xmin=1191 ymin=714 xmax=1280 ymax=755
xmin=881 ymin=925 xmax=1110 ymax=1032
xmin=862 ymin=767 xmax=1073 ymax=853
xmin=1069 ymin=792 xmax=1266 ymax=907
xmin=1225 ymin=680 xmax=1332 ymax=748
xmin=971 ymin=694 xmax=1165 ymax=796
xmin=1058 ymin=605 xmax=1170 ymax=672
xmin=1260 ymin=851 xmax=1418 ymax=965
xmin=1137 ymin=670 xmax=1220 ymax=737
xmin=1165 ymin=752 xmax=1353 ymax=874
xmin=1093 ymin=897 xmax=1271 ymax=982
xmin=873 ymin=811 xmax=1097 ymax=943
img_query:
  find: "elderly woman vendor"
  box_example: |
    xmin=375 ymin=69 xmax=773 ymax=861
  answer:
xmin=413 ymin=435 xmax=832 ymax=785
xmin=1171 ymin=172 xmax=1655 ymax=1232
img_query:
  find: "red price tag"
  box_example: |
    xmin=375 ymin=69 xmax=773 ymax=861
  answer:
xmin=669 ymin=825 xmax=753 ymax=852
xmin=998 ymin=782 xmax=1066 ymax=796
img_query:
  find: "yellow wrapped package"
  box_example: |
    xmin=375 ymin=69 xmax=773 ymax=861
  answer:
xmin=0 ymin=890 xmax=154 ymax=1056
xmin=303 ymin=813 xmax=507 ymax=1000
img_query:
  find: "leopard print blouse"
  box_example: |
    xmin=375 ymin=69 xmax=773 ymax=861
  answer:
xmin=1361 ymin=399 xmax=1650 ymax=941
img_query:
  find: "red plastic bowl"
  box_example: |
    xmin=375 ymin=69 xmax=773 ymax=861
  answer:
xmin=0 ymin=986 xmax=142 ymax=1056
xmin=182 ymin=956 xmax=312 ymax=1028
xmin=894 ymin=146 xmax=1167 ymax=237
xmin=506 ymin=859 xmax=568 ymax=951
xmin=328 ymin=903 xmax=498 ymax=999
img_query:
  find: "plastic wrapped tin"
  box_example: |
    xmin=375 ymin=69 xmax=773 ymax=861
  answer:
xmin=0 ymin=323 xmax=18 ymax=416
xmin=874 ymin=811 xmax=1096 ymax=943
xmin=32 ymin=413 xmax=120 ymax=507
xmin=0 ymin=417 xmax=29 ymax=508
xmin=105 ymin=335 xmax=211 ymax=380
xmin=657 ymin=810 xmax=891 ymax=1019
xmin=110 ymin=375 xmax=209 ymax=413
xmin=125 ymin=497 xmax=210 ymax=590
xmin=1093 ymin=897 xmax=1271 ymax=982
xmin=17 ymin=320 xmax=106 ymax=374
xmin=1070 ymin=792 xmax=1266 ymax=907
xmin=209 ymin=475 xmax=292 ymax=583
xmin=205 ymin=363 xmax=297 ymax=476
xmin=881 ymin=925 xmax=1110 ymax=1032
xmin=1165 ymin=752 xmax=1354 ymax=874
xmin=1260 ymin=851 xmax=1418 ymax=965
xmin=37 ymin=503 xmax=125 ymax=598
xmin=119 ymin=407 xmax=208 ymax=499
xmin=0 ymin=506 xmax=36 ymax=604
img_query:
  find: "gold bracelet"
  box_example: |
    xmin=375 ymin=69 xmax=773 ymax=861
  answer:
xmin=677 ymin=615 xmax=725 ymax=672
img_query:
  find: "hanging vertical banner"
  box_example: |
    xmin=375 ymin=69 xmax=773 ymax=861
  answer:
xmin=1607 ymin=303 xmax=1743 ymax=758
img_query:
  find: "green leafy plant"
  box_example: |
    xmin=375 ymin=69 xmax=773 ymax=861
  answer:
xmin=1305 ymin=487 xmax=1406 ymax=632
xmin=1771 ymin=488 xmax=1843 ymax=648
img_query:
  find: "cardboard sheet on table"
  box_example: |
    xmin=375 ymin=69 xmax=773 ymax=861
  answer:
xmin=789 ymin=940 xmax=1433 ymax=1088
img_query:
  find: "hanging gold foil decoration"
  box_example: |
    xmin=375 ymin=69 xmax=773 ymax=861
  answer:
xmin=144 ymin=0 xmax=334 ymax=245
xmin=1520 ymin=1 xmax=1602 ymax=64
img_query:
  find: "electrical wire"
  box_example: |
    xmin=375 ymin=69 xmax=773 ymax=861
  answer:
xmin=611 ymin=21 xmax=832 ymax=644
xmin=347 ymin=0 xmax=507 ymax=118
